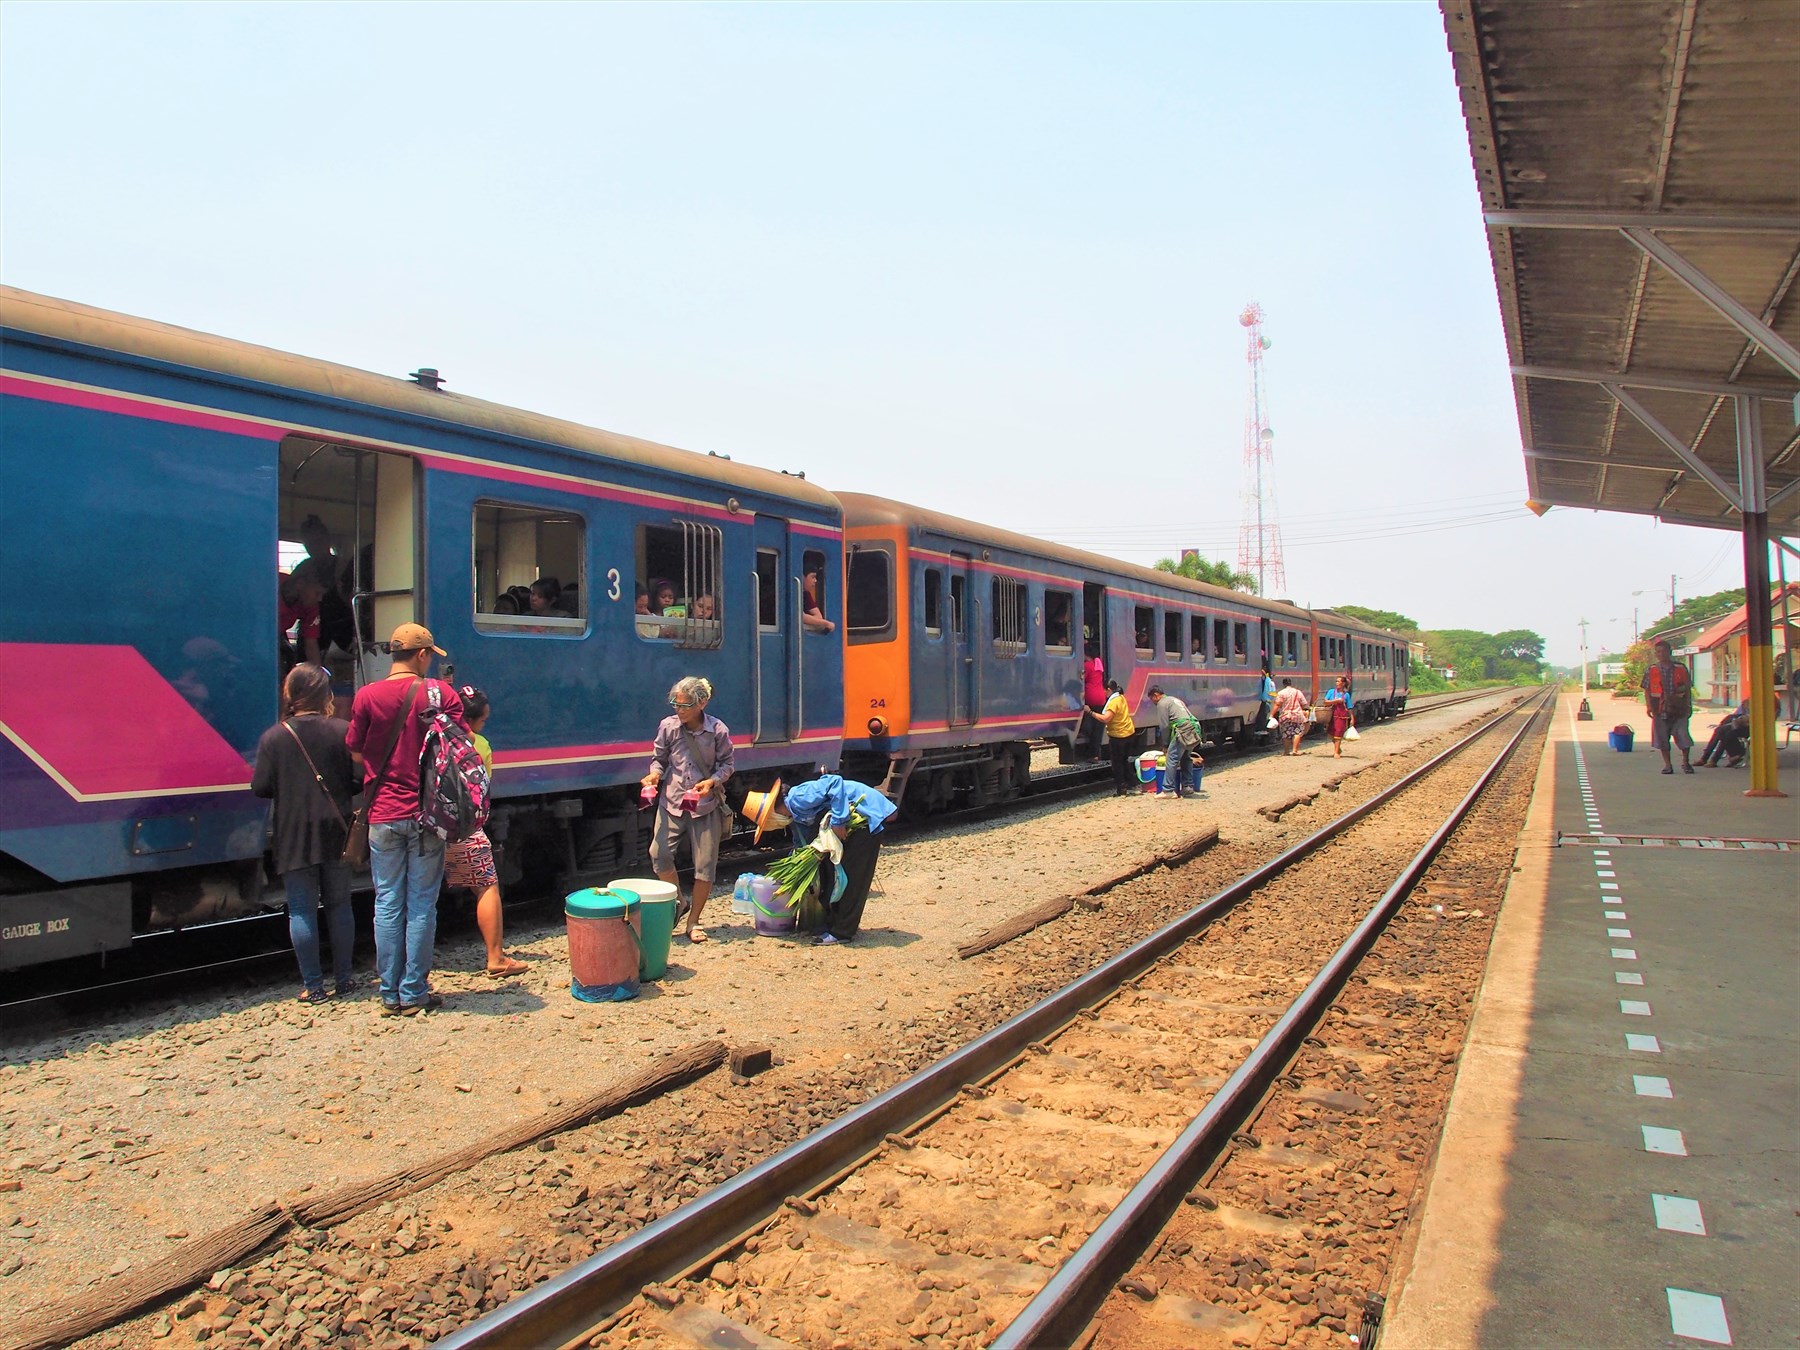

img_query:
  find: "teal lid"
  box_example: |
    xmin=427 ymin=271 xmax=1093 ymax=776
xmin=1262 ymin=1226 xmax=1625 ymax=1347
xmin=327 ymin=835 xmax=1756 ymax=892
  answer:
xmin=565 ymin=886 xmax=639 ymax=919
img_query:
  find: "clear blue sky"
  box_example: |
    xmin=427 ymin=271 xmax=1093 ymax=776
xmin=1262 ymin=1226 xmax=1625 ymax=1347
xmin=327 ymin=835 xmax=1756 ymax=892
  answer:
xmin=1 ymin=1 xmax=1748 ymax=664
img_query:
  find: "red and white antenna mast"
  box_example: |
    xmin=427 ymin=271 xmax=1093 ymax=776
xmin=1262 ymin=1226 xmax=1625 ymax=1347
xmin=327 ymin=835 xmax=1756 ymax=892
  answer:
xmin=1235 ymin=302 xmax=1286 ymax=597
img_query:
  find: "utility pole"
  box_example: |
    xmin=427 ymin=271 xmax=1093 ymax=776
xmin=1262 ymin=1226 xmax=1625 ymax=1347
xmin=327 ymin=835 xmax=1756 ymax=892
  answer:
xmin=1577 ymin=618 xmax=1594 ymax=720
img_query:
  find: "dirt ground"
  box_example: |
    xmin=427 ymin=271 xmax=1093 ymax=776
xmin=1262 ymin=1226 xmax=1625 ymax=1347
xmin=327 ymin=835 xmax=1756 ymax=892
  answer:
xmin=0 ymin=693 xmax=1518 ymax=1333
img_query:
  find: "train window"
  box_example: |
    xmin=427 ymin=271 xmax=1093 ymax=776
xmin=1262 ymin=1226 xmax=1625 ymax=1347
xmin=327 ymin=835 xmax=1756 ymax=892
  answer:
xmin=923 ymin=569 xmax=943 ymax=636
xmin=1287 ymin=631 xmax=1298 ymax=667
xmin=992 ymin=577 xmax=1027 ymax=655
xmin=802 ymin=548 xmax=828 ymax=635
xmin=1134 ymin=606 xmax=1154 ymax=656
xmin=846 ymin=546 xmax=894 ymax=644
xmin=636 ymin=521 xmax=723 ymax=648
xmin=756 ymin=550 xmax=780 ymax=630
xmin=1163 ymin=611 xmax=1182 ymax=661
xmin=1212 ymin=617 xmax=1229 ymax=662
xmin=1044 ymin=589 xmax=1074 ymax=653
xmin=950 ymin=574 xmax=967 ymax=637
xmin=472 ymin=501 xmax=586 ymax=635
xmin=1233 ymin=621 xmax=1248 ymax=664
xmin=1189 ymin=615 xmax=1207 ymax=662
xmin=1271 ymin=627 xmax=1286 ymax=668
xmin=1301 ymin=634 xmax=1311 ymax=667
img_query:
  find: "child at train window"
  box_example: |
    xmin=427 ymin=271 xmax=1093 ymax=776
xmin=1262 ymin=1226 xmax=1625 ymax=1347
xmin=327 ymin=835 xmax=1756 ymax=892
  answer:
xmin=801 ymin=572 xmax=835 ymax=634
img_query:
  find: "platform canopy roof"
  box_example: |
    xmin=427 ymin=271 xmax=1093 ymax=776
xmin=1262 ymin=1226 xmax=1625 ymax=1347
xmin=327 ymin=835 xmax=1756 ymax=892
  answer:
xmin=1441 ymin=0 xmax=1800 ymax=535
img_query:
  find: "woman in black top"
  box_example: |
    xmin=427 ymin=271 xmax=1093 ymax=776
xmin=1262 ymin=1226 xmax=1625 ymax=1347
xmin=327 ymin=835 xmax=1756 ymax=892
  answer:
xmin=252 ymin=664 xmax=361 ymax=1002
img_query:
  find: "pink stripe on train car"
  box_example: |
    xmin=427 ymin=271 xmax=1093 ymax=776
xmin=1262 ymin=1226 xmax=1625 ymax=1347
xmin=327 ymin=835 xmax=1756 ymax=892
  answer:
xmin=0 ymin=372 xmax=285 ymax=441
xmin=0 ymin=643 xmax=253 ymax=800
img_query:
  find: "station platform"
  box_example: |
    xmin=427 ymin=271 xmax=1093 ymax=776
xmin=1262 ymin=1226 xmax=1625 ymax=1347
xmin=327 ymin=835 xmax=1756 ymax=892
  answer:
xmin=1384 ymin=691 xmax=1799 ymax=1349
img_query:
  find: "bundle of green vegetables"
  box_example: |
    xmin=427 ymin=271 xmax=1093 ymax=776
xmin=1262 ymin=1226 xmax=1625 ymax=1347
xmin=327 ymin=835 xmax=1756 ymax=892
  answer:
xmin=765 ymin=811 xmax=868 ymax=900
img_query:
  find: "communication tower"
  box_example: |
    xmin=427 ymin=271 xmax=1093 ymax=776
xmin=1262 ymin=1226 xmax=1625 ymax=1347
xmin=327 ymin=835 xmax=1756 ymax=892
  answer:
xmin=1235 ymin=302 xmax=1286 ymax=597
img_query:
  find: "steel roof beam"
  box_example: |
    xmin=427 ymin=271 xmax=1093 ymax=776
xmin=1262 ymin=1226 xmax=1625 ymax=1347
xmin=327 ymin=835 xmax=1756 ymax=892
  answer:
xmin=1622 ymin=228 xmax=1800 ymax=383
xmin=1525 ymin=445 xmax=1718 ymax=475
xmin=1486 ymin=210 xmax=1800 ymax=233
xmin=1603 ymin=382 xmax=1744 ymax=511
xmin=1514 ymin=364 xmax=1798 ymax=400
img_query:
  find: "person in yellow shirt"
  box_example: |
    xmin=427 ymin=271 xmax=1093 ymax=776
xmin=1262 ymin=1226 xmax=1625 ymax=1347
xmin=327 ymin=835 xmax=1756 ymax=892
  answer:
xmin=1080 ymin=680 xmax=1140 ymax=797
xmin=442 ymin=687 xmax=528 ymax=976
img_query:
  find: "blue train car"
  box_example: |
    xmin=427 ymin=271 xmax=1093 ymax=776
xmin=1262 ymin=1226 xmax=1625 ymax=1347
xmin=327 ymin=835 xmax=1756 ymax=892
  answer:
xmin=0 ymin=288 xmax=844 ymax=969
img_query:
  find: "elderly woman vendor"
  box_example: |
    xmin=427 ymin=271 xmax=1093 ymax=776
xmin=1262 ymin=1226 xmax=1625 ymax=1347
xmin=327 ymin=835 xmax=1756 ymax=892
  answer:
xmin=744 ymin=774 xmax=895 ymax=946
xmin=640 ymin=676 xmax=734 ymax=943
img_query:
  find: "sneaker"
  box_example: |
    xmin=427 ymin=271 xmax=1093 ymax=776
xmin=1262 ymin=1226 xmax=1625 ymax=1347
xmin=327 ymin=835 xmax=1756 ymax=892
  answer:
xmin=814 ymin=933 xmax=845 ymax=946
xmin=379 ymin=1001 xmax=406 ymax=1017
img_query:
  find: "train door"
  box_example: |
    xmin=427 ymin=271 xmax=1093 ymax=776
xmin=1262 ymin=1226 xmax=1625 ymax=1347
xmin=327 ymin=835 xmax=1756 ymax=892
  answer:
xmin=949 ymin=551 xmax=975 ymax=727
xmin=278 ymin=438 xmax=418 ymax=691
xmin=753 ymin=519 xmax=793 ymax=743
xmin=1258 ymin=616 xmax=1273 ymax=673
xmin=1082 ymin=581 xmax=1107 ymax=655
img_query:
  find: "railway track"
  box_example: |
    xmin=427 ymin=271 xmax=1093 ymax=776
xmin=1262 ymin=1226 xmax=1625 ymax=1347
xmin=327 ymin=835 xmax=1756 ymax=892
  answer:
xmin=2 ymin=690 xmax=1512 ymax=1026
xmin=435 ymin=687 xmax=1551 ymax=1350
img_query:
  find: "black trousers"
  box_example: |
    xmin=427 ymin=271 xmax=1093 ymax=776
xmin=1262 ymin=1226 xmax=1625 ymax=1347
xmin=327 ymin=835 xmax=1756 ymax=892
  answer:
xmin=1107 ymin=732 xmax=1140 ymax=794
xmin=824 ymin=829 xmax=883 ymax=940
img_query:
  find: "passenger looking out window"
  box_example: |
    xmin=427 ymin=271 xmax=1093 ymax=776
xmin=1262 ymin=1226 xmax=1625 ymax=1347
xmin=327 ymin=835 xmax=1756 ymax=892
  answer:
xmin=802 ymin=572 xmax=835 ymax=634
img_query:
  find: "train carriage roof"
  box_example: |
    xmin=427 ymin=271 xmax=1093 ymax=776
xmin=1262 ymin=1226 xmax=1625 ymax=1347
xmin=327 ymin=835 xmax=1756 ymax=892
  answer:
xmin=839 ymin=492 xmax=1406 ymax=641
xmin=0 ymin=286 xmax=841 ymax=515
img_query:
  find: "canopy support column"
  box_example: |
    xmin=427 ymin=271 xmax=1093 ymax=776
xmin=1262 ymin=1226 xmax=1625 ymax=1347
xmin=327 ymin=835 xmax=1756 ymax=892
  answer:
xmin=1736 ymin=396 xmax=1784 ymax=796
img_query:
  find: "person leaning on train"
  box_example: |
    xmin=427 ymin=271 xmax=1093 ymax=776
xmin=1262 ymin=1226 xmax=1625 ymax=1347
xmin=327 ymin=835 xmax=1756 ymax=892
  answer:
xmin=641 ymin=677 xmax=734 ymax=944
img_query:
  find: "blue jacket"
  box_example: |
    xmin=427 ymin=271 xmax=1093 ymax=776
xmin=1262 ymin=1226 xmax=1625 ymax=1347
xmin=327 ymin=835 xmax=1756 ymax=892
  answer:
xmin=784 ymin=775 xmax=896 ymax=835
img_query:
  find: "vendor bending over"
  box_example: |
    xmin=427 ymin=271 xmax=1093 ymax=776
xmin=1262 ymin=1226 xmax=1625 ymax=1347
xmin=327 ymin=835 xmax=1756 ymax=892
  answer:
xmin=746 ymin=774 xmax=895 ymax=946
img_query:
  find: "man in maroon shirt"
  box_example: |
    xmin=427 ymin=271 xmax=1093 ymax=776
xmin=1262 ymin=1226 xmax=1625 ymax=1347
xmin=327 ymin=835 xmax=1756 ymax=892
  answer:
xmin=347 ymin=623 xmax=466 ymax=1014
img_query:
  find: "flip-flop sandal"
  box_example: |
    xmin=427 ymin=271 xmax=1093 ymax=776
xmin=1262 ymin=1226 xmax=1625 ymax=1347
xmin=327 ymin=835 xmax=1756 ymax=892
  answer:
xmin=687 ymin=928 xmax=709 ymax=944
xmin=486 ymin=960 xmax=529 ymax=978
xmin=297 ymin=989 xmax=333 ymax=1005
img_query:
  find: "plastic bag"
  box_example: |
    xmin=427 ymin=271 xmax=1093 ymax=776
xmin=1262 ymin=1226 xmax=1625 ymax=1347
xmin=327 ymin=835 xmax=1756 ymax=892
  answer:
xmin=810 ymin=821 xmax=844 ymax=864
xmin=1343 ymin=725 xmax=1360 ymax=741
xmin=1266 ymin=716 xmax=1279 ymax=730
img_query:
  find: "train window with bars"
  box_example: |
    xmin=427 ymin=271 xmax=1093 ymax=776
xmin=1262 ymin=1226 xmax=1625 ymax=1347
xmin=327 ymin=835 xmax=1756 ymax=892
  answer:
xmin=991 ymin=576 xmax=1027 ymax=655
xmin=1134 ymin=606 xmax=1154 ymax=656
xmin=923 ymin=569 xmax=943 ymax=636
xmin=1163 ymin=611 xmax=1182 ymax=660
xmin=636 ymin=521 xmax=722 ymax=649
xmin=846 ymin=546 xmax=894 ymax=644
xmin=472 ymin=501 xmax=586 ymax=634
xmin=1189 ymin=615 xmax=1207 ymax=662
xmin=949 ymin=573 xmax=967 ymax=637
xmin=1233 ymin=621 xmax=1248 ymax=664
xmin=1044 ymin=589 xmax=1074 ymax=653
xmin=1212 ymin=616 xmax=1229 ymax=662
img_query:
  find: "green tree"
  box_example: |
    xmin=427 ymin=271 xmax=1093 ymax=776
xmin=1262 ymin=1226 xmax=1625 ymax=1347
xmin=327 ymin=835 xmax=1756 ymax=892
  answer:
xmin=1618 ymin=638 xmax=1654 ymax=697
xmin=1153 ymin=554 xmax=1258 ymax=593
xmin=1331 ymin=605 xmax=1419 ymax=632
xmin=1644 ymin=588 xmax=1743 ymax=638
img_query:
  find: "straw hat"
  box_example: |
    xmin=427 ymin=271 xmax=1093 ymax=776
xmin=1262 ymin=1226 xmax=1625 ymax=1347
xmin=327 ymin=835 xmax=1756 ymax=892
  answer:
xmin=741 ymin=779 xmax=790 ymax=843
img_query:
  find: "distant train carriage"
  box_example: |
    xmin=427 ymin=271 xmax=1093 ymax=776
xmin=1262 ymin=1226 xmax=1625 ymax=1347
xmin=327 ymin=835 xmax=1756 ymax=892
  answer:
xmin=834 ymin=494 xmax=1406 ymax=814
xmin=0 ymin=287 xmax=844 ymax=970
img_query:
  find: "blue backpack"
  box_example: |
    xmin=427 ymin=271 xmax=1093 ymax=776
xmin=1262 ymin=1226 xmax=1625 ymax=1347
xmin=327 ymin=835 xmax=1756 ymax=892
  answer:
xmin=416 ymin=682 xmax=491 ymax=842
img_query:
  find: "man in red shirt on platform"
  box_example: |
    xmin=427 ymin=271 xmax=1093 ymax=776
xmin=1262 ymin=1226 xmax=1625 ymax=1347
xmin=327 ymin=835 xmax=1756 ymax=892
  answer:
xmin=1642 ymin=638 xmax=1695 ymax=776
xmin=347 ymin=624 xmax=466 ymax=1014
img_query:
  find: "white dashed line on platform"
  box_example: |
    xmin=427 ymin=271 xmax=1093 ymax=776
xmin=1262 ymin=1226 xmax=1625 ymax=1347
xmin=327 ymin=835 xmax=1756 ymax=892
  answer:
xmin=1600 ymin=881 xmax=1620 ymax=890
xmin=1617 ymin=971 xmax=1646 ymax=985
xmin=1611 ymin=947 xmax=1637 ymax=959
xmin=1652 ymin=1194 xmax=1706 ymax=1236
xmin=1609 ymin=926 xmax=1632 ymax=937
xmin=1634 ymin=1075 xmax=1673 ymax=1098
xmin=1666 ymin=1288 xmax=1731 ymax=1344
xmin=1626 ymin=1033 xmax=1661 ymax=1053
xmin=1642 ymin=1125 xmax=1688 ymax=1156
xmin=1606 ymin=910 xmax=1628 ymax=920
xmin=1621 ymin=999 xmax=1653 ymax=1016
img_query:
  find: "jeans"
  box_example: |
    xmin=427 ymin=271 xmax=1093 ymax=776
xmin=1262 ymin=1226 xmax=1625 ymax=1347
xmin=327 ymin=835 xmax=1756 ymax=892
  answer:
xmin=283 ymin=862 xmax=354 ymax=995
xmin=1164 ymin=739 xmax=1202 ymax=795
xmin=370 ymin=820 xmax=446 ymax=1007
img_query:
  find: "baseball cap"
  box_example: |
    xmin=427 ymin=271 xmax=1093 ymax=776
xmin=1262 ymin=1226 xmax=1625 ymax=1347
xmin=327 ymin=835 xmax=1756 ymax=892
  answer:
xmin=388 ymin=623 xmax=446 ymax=656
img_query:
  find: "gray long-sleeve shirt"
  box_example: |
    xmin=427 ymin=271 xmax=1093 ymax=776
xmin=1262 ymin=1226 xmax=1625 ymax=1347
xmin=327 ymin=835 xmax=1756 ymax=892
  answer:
xmin=649 ymin=713 xmax=735 ymax=817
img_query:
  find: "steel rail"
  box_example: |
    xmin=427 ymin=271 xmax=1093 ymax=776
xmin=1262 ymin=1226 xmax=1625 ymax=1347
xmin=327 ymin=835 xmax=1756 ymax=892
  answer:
xmin=992 ymin=686 xmax=1554 ymax=1349
xmin=435 ymin=691 xmax=1542 ymax=1350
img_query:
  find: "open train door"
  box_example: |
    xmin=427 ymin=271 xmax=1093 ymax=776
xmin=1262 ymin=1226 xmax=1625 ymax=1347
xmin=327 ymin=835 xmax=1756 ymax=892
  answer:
xmin=278 ymin=439 xmax=418 ymax=692
xmin=948 ymin=551 xmax=975 ymax=728
xmin=753 ymin=518 xmax=794 ymax=743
